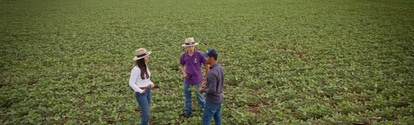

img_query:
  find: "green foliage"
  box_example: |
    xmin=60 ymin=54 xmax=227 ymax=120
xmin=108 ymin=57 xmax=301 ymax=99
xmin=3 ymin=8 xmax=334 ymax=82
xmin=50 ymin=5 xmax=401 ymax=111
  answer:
xmin=1 ymin=0 xmax=413 ymax=124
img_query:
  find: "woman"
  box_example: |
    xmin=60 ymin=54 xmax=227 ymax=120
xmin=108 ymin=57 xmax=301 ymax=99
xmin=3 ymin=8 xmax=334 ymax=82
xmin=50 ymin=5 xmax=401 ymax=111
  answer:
xmin=129 ymin=48 xmax=155 ymax=125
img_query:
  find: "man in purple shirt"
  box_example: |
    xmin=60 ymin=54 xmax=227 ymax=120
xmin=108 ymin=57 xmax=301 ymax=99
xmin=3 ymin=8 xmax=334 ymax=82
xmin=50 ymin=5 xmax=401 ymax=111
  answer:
xmin=180 ymin=37 xmax=209 ymax=117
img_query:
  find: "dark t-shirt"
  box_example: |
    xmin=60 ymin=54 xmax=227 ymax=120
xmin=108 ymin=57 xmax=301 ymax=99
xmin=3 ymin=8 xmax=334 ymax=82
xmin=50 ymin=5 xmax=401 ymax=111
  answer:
xmin=202 ymin=63 xmax=224 ymax=103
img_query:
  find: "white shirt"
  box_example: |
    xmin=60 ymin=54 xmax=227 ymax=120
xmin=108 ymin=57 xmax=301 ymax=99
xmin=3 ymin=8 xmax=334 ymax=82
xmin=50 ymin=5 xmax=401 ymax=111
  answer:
xmin=129 ymin=66 xmax=153 ymax=93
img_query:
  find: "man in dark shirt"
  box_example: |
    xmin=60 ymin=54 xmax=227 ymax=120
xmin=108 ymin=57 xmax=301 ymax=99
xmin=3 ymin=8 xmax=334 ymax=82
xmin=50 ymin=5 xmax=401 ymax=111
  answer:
xmin=199 ymin=48 xmax=224 ymax=125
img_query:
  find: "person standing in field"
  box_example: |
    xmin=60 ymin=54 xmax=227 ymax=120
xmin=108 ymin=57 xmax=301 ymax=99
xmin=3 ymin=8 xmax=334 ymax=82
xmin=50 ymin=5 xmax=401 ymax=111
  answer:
xmin=199 ymin=48 xmax=224 ymax=125
xmin=180 ymin=37 xmax=210 ymax=117
xmin=129 ymin=48 xmax=155 ymax=125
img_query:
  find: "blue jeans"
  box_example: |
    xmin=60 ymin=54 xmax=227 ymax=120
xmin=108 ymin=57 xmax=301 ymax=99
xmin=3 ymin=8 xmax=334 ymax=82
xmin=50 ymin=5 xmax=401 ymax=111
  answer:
xmin=184 ymin=83 xmax=205 ymax=116
xmin=135 ymin=89 xmax=151 ymax=125
xmin=202 ymin=101 xmax=222 ymax=125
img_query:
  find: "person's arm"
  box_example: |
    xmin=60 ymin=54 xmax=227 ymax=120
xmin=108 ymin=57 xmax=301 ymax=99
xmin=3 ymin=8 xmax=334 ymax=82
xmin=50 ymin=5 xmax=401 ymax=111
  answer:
xmin=150 ymin=82 xmax=155 ymax=89
xmin=149 ymin=69 xmax=155 ymax=89
xmin=129 ymin=68 xmax=144 ymax=93
xmin=200 ymin=53 xmax=209 ymax=79
xmin=149 ymin=70 xmax=155 ymax=89
xmin=180 ymin=65 xmax=187 ymax=78
xmin=204 ymin=64 xmax=210 ymax=79
xmin=202 ymin=74 xmax=217 ymax=94
xmin=180 ymin=54 xmax=188 ymax=78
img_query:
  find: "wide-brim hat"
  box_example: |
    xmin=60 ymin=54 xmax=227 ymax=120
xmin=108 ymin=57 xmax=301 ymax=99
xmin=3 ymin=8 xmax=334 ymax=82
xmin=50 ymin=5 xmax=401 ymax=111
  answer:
xmin=182 ymin=37 xmax=199 ymax=47
xmin=133 ymin=48 xmax=151 ymax=60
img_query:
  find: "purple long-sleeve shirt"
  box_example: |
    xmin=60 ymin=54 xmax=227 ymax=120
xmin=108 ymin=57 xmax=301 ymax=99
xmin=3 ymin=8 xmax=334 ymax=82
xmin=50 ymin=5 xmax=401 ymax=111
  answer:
xmin=202 ymin=63 xmax=224 ymax=103
xmin=180 ymin=50 xmax=206 ymax=84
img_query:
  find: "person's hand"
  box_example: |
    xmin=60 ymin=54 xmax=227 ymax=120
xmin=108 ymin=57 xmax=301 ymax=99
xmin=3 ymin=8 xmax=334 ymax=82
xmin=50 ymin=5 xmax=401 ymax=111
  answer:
xmin=201 ymin=83 xmax=206 ymax=89
xmin=202 ymin=80 xmax=206 ymax=88
xmin=141 ymin=88 xmax=147 ymax=94
xmin=150 ymin=83 xmax=155 ymax=89
xmin=198 ymin=87 xmax=203 ymax=93
xmin=183 ymin=72 xmax=188 ymax=78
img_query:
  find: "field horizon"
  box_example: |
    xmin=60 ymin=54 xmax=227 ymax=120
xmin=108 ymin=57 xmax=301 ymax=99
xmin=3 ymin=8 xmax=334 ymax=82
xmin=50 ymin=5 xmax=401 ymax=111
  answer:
xmin=1 ymin=0 xmax=413 ymax=124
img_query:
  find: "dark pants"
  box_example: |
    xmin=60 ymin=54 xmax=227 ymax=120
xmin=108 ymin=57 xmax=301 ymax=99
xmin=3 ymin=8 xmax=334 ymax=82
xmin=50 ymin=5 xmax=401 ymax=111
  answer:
xmin=202 ymin=101 xmax=222 ymax=125
xmin=183 ymin=83 xmax=205 ymax=116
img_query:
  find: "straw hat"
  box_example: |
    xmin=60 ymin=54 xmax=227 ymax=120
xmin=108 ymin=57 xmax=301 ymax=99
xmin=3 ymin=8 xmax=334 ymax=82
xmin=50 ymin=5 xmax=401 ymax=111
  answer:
xmin=133 ymin=48 xmax=151 ymax=60
xmin=181 ymin=37 xmax=199 ymax=47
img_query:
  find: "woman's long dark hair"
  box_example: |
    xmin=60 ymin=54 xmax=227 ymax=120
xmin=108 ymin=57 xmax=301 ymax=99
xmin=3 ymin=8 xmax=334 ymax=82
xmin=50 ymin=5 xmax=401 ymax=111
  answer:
xmin=136 ymin=58 xmax=150 ymax=79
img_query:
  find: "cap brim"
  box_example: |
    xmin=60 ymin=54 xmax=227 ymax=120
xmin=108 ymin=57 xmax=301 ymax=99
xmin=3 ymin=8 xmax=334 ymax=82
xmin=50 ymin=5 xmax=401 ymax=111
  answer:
xmin=133 ymin=52 xmax=151 ymax=60
xmin=202 ymin=53 xmax=208 ymax=57
xmin=181 ymin=42 xmax=199 ymax=47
